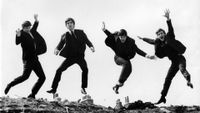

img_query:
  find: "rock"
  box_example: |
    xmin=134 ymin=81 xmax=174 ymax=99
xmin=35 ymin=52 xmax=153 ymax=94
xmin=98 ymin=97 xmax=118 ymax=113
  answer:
xmin=114 ymin=99 xmax=124 ymax=110
xmin=160 ymin=107 xmax=171 ymax=113
xmin=124 ymin=100 xmax=157 ymax=110
xmin=81 ymin=95 xmax=94 ymax=105
xmin=53 ymin=93 xmax=62 ymax=102
xmin=125 ymin=96 xmax=130 ymax=104
xmin=186 ymin=106 xmax=197 ymax=111
xmin=62 ymin=99 xmax=69 ymax=105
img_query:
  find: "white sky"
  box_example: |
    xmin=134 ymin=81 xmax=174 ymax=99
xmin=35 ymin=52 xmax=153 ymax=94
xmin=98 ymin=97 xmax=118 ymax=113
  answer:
xmin=1 ymin=0 xmax=200 ymax=107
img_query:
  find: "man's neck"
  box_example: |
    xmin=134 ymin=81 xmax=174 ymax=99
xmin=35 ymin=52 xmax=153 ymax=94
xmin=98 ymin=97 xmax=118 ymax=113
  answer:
xmin=23 ymin=30 xmax=30 ymax=33
xmin=69 ymin=29 xmax=75 ymax=33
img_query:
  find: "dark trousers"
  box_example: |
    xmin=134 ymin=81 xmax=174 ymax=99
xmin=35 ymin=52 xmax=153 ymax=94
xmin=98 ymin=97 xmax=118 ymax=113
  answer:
xmin=114 ymin=56 xmax=132 ymax=84
xmin=51 ymin=57 xmax=88 ymax=91
xmin=161 ymin=55 xmax=191 ymax=97
xmin=9 ymin=58 xmax=46 ymax=96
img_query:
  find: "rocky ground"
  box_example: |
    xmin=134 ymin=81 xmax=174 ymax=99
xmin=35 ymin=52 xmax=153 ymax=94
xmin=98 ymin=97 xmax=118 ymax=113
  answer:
xmin=0 ymin=96 xmax=200 ymax=113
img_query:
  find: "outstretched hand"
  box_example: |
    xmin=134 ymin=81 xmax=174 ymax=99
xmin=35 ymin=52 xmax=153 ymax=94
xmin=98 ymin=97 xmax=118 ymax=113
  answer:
xmin=102 ymin=21 xmax=106 ymax=31
xmin=137 ymin=36 xmax=143 ymax=40
xmin=146 ymin=55 xmax=157 ymax=60
xmin=90 ymin=47 xmax=95 ymax=52
xmin=149 ymin=55 xmax=157 ymax=60
xmin=16 ymin=28 xmax=21 ymax=37
xmin=54 ymin=49 xmax=59 ymax=55
xmin=163 ymin=9 xmax=170 ymax=20
xmin=34 ymin=14 xmax=38 ymax=21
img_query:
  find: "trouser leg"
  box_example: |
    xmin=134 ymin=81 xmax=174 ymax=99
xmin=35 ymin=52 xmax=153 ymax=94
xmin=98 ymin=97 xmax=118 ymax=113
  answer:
xmin=51 ymin=59 xmax=74 ymax=90
xmin=118 ymin=61 xmax=132 ymax=84
xmin=178 ymin=56 xmax=191 ymax=82
xmin=161 ymin=60 xmax=179 ymax=98
xmin=9 ymin=60 xmax=32 ymax=87
xmin=77 ymin=58 xmax=88 ymax=88
xmin=31 ymin=59 xmax=46 ymax=96
xmin=114 ymin=56 xmax=132 ymax=85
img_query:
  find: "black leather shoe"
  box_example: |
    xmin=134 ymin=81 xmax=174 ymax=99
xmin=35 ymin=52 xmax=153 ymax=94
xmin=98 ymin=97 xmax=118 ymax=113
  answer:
xmin=28 ymin=94 xmax=35 ymax=99
xmin=47 ymin=89 xmax=56 ymax=94
xmin=187 ymin=82 xmax=193 ymax=89
xmin=155 ymin=97 xmax=166 ymax=104
xmin=4 ymin=84 xmax=12 ymax=95
xmin=81 ymin=88 xmax=87 ymax=94
xmin=113 ymin=85 xmax=119 ymax=94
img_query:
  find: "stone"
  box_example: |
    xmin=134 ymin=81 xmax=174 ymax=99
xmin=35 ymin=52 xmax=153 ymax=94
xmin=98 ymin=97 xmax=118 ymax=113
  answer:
xmin=81 ymin=95 xmax=94 ymax=105
xmin=114 ymin=99 xmax=124 ymax=110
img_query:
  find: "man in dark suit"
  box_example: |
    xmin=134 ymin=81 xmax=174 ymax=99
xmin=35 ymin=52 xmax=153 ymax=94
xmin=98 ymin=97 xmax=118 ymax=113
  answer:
xmin=138 ymin=9 xmax=193 ymax=104
xmin=47 ymin=18 xmax=95 ymax=95
xmin=102 ymin=22 xmax=155 ymax=94
xmin=4 ymin=14 xmax=47 ymax=99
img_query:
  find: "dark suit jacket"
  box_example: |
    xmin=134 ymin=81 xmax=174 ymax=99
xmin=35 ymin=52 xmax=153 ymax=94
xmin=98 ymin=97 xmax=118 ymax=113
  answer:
xmin=142 ymin=20 xmax=186 ymax=59
xmin=16 ymin=21 xmax=47 ymax=60
xmin=56 ymin=29 xmax=93 ymax=58
xmin=104 ymin=29 xmax=146 ymax=60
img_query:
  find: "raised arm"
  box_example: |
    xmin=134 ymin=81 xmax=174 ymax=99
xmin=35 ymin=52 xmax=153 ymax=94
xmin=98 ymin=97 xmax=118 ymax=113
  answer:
xmin=102 ymin=22 xmax=113 ymax=36
xmin=102 ymin=22 xmax=116 ymax=48
xmin=15 ymin=29 xmax=22 ymax=45
xmin=163 ymin=9 xmax=175 ymax=39
xmin=31 ymin=14 xmax=39 ymax=31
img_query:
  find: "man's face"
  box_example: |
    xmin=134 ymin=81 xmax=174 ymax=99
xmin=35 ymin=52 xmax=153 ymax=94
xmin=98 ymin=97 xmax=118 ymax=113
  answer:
xmin=66 ymin=20 xmax=75 ymax=31
xmin=157 ymin=31 xmax=165 ymax=41
xmin=23 ymin=26 xmax=31 ymax=33
xmin=119 ymin=36 xmax=127 ymax=43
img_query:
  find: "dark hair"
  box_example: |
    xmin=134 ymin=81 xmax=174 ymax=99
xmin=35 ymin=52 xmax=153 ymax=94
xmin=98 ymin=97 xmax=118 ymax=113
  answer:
xmin=156 ymin=28 xmax=166 ymax=35
xmin=22 ymin=21 xmax=32 ymax=28
xmin=65 ymin=17 xmax=75 ymax=24
xmin=113 ymin=31 xmax=119 ymax=36
xmin=118 ymin=29 xmax=127 ymax=36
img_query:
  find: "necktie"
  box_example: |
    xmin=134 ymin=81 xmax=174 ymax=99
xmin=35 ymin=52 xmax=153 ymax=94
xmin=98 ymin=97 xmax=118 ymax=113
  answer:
xmin=29 ymin=32 xmax=36 ymax=49
xmin=71 ymin=31 xmax=77 ymax=39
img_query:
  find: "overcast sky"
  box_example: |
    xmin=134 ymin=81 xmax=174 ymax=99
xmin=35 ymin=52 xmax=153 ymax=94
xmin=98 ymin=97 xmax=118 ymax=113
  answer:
xmin=1 ymin=0 xmax=200 ymax=107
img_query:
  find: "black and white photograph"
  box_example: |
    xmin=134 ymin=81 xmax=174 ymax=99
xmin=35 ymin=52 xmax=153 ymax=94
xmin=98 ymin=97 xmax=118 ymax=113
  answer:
xmin=1 ymin=0 xmax=200 ymax=112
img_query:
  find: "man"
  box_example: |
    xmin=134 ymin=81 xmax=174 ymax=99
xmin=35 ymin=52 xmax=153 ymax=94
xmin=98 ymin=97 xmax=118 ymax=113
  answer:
xmin=47 ymin=18 xmax=95 ymax=95
xmin=102 ymin=22 xmax=155 ymax=94
xmin=4 ymin=14 xmax=47 ymax=99
xmin=138 ymin=9 xmax=193 ymax=104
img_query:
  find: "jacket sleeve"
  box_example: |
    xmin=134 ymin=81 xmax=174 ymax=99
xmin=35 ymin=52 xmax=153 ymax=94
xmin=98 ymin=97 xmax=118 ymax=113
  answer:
xmin=16 ymin=35 xmax=22 ymax=45
xmin=103 ymin=29 xmax=112 ymax=36
xmin=142 ymin=38 xmax=155 ymax=45
xmin=166 ymin=20 xmax=175 ymax=39
xmin=31 ymin=21 xmax=39 ymax=31
xmin=82 ymin=31 xmax=93 ymax=48
xmin=56 ymin=33 xmax=66 ymax=51
xmin=135 ymin=45 xmax=147 ymax=57
xmin=104 ymin=29 xmax=116 ymax=47
xmin=128 ymin=39 xmax=146 ymax=59
xmin=16 ymin=30 xmax=23 ymax=45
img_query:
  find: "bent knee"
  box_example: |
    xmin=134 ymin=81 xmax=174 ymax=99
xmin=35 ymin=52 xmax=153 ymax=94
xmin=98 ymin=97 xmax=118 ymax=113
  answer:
xmin=179 ymin=66 xmax=187 ymax=74
xmin=56 ymin=68 xmax=64 ymax=73
xmin=20 ymin=74 xmax=30 ymax=80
